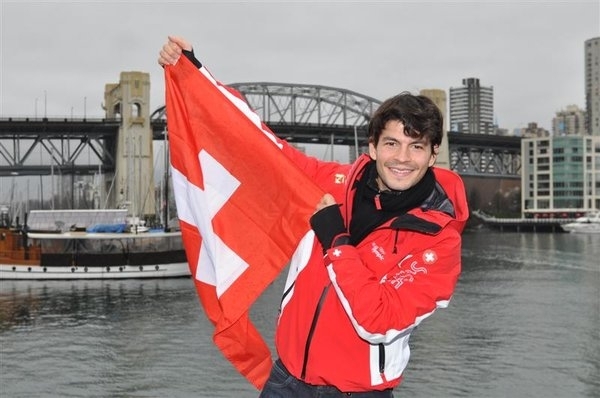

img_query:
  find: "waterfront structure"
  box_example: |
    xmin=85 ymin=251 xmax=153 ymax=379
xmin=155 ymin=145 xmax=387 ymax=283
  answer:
xmin=420 ymin=89 xmax=450 ymax=169
xmin=585 ymin=37 xmax=600 ymax=135
xmin=521 ymin=135 xmax=600 ymax=217
xmin=552 ymin=105 xmax=586 ymax=136
xmin=103 ymin=72 xmax=156 ymax=217
xmin=449 ymin=78 xmax=494 ymax=135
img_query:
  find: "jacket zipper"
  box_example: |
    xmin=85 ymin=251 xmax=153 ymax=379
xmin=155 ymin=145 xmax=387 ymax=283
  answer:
xmin=392 ymin=229 xmax=400 ymax=253
xmin=378 ymin=343 xmax=386 ymax=374
xmin=301 ymin=283 xmax=331 ymax=380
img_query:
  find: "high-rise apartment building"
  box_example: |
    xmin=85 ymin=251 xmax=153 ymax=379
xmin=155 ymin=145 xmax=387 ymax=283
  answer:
xmin=552 ymin=105 xmax=586 ymax=136
xmin=585 ymin=37 xmax=600 ymax=135
xmin=419 ymin=88 xmax=449 ymax=169
xmin=449 ymin=78 xmax=494 ymax=134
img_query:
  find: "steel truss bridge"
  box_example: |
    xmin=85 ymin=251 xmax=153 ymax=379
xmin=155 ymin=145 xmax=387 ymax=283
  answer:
xmin=448 ymin=132 xmax=521 ymax=179
xmin=0 ymin=82 xmax=521 ymax=178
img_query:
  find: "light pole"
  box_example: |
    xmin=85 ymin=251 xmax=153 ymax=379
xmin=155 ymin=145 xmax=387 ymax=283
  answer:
xmin=353 ymin=125 xmax=359 ymax=161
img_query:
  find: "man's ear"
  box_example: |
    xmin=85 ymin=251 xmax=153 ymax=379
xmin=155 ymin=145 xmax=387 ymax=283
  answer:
xmin=429 ymin=144 xmax=439 ymax=166
xmin=368 ymin=141 xmax=377 ymax=160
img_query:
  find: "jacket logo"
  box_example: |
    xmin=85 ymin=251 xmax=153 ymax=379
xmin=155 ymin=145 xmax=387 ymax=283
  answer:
xmin=371 ymin=242 xmax=385 ymax=261
xmin=423 ymin=249 xmax=437 ymax=264
xmin=334 ymin=174 xmax=346 ymax=184
xmin=388 ymin=255 xmax=428 ymax=289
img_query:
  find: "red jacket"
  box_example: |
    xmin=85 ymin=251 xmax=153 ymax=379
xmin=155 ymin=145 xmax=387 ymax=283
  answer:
xmin=274 ymin=145 xmax=469 ymax=392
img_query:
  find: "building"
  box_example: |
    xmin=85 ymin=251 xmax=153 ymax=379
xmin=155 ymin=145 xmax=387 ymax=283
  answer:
xmin=449 ymin=78 xmax=494 ymax=135
xmin=552 ymin=105 xmax=586 ymax=136
xmin=420 ymin=88 xmax=450 ymax=169
xmin=521 ymin=135 xmax=600 ymax=218
xmin=519 ymin=122 xmax=549 ymax=138
xmin=494 ymin=127 xmax=509 ymax=136
xmin=585 ymin=37 xmax=600 ymax=136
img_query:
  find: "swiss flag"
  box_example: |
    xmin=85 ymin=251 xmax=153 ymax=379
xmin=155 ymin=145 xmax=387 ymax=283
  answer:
xmin=164 ymin=56 xmax=324 ymax=389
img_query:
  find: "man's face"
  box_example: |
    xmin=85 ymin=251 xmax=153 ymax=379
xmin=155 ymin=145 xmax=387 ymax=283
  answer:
xmin=368 ymin=120 xmax=438 ymax=192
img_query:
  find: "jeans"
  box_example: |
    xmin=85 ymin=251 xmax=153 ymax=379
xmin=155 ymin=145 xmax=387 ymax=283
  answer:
xmin=259 ymin=359 xmax=394 ymax=398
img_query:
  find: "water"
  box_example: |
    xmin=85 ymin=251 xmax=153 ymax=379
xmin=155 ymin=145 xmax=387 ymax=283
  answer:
xmin=1 ymin=231 xmax=598 ymax=397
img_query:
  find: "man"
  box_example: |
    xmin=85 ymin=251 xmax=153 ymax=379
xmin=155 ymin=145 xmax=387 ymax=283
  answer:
xmin=159 ymin=36 xmax=468 ymax=397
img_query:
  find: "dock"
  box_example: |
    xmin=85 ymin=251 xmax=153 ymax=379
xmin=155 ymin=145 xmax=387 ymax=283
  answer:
xmin=471 ymin=210 xmax=571 ymax=233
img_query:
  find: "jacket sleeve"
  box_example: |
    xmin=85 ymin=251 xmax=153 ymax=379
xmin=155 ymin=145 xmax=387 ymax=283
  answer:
xmin=324 ymin=228 xmax=462 ymax=344
xmin=278 ymin=140 xmax=347 ymax=188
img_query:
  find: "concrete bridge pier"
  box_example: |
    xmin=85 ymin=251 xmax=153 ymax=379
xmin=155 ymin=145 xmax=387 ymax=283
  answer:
xmin=103 ymin=72 xmax=155 ymax=218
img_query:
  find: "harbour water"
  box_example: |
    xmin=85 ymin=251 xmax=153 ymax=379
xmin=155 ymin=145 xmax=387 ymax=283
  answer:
xmin=1 ymin=231 xmax=598 ymax=397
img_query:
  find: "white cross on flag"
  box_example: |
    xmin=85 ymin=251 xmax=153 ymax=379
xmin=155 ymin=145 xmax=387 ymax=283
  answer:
xmin=164 ymin=56 xmax=324 ymax=389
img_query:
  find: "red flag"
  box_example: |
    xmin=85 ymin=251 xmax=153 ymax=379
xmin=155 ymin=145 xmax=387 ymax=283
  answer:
xmin=164 ymin=57 xmax=324 ymax=389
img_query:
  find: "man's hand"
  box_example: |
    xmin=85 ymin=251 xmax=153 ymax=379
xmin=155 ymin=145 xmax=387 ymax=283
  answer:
xmin=158 ymin=35 xmax=193 ymax=66
xmin=315 ymin=193 xmax=336 ymax=212
xmin=310 ymin=194 xmax=349 ymax=251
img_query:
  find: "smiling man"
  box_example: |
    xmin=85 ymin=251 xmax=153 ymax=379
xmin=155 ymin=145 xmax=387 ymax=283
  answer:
xmin=159 ymin=35 xmax=469 ymax=397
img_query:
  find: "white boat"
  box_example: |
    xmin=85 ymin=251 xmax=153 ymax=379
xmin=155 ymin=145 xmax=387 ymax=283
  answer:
xmin=0 ymin=209 xmax=190 ymax=280
xmin=561 ymin=211 xmax=600 ymax=234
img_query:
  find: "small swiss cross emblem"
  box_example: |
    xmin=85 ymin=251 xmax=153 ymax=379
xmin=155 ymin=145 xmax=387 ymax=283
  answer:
xmin=423 ymin=250 xmax=437 ymax=264
xmin=332 ymin=248 xmax=342 ymax=257
xmin=334 ymin=174 xmax=346 ymax=184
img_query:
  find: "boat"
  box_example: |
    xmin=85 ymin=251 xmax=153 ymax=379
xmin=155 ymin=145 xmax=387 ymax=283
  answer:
xmin=560 ymin=211 xmax=600 ymax=234
xmin=0 ymin=208 xmax=191 ymax=280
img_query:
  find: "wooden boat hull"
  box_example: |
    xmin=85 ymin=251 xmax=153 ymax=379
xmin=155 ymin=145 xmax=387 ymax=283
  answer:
xmin=1 ymin=223 xmax=191 ymax=280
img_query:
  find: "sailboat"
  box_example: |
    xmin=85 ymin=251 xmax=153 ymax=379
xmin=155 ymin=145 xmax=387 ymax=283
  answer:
xmin=0 ymin=138 xmax=190 ymax=280
xmin=0 ymin=207 xmax=189 ymax=280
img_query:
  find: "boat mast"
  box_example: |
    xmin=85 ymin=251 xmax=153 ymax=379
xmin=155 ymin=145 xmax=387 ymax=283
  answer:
xmin=163 ymin=129 xmax=170 ymax=232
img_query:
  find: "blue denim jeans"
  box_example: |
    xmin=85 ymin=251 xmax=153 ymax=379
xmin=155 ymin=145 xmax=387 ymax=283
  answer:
xmin=259 ymin=359 xmax=394 ymax=398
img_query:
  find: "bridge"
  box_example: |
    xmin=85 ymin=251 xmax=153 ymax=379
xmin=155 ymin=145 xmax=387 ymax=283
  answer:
xmin=448 ymin=131 xmax=521 ymax=178
xmin=0 ymin=82 xmax=521 ymax=178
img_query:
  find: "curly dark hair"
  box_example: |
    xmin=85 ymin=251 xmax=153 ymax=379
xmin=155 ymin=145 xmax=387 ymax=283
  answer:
xmin=368 ymin=92 xmax=443 ymax=149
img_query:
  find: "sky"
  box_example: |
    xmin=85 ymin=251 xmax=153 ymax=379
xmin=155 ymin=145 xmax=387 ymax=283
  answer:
xmin=0 ymin=0 xmax=599 ymax=134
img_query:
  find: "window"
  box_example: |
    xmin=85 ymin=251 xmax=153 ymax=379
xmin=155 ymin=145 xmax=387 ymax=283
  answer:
xmin=131 ymin=102 xmax=141 ymax=118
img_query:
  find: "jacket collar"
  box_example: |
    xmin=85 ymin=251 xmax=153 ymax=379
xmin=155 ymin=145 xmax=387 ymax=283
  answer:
xmin=346 ymin=155 xmax=458 ymax=235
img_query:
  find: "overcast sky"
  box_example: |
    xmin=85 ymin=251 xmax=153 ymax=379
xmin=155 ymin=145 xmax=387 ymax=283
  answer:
xmin=1 ymin=0 xmax=598 ymax=133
